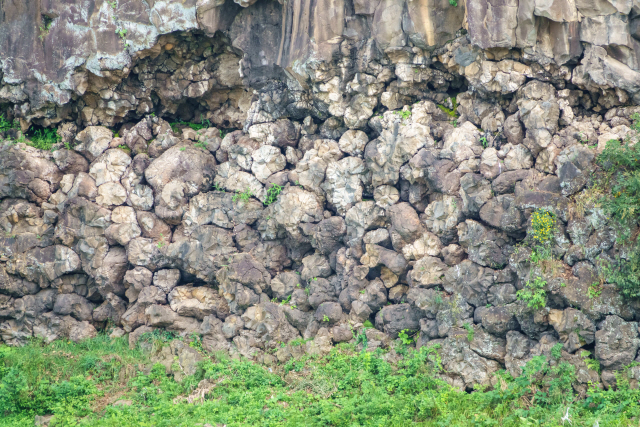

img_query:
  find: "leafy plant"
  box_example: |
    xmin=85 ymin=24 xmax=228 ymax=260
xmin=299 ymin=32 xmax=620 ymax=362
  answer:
xmin=38 ymin=15 xmax=54 ymax=40
xmin=115 ymin=28 xmax=127 ymax=41
xmin=588 ymin=282 xmax=603 ymax=299
xmin=449 ymin=0 xmax=458 ymax=5
xmin=580 ymin=350 xmax=601 ymax=373
xmin=232 ymin=187 xmax=253 ymax=203
xmin=551 ymin=342 xmax=564 ymax=360
xmin=0 ymin=114 xmax=18 ymax=132
xmin=194 ymin=142 xmax=208 ymax=149
xmin=322 ymin=315 xmax=330 ymax=322
xmin=263 ymin=183 xmax=282 ymax=206
xmin=480 ymin=136 xmax=487 ymax=148
xmin=517 ymin=276 xmax=547 ymax=310
xmin=462 ymin=323 xmax=474 ymax=342
xmin=398 ymin=329 xmax=414 ymax=345
xmin=106 ymin=0 xmax=117 ymax=9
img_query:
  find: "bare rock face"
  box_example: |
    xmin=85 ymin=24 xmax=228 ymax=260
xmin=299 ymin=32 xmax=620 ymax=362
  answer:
xmin=595 ymin=316 xmax=640 ymax=371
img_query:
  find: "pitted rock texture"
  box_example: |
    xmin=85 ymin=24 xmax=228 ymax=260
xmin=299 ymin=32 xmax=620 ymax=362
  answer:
xmin=1 ymin=0 xmax=640 ymax=392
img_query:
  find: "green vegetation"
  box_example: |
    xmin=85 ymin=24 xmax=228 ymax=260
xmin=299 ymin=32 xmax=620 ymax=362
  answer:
xmin=397 ymin=329 xmax=414 ymax=346
xmin=462 ymin=323 xmax=474 ymax=342
xmin=449 ymin=0 xmax=458 ymax=6
xmin=595 ymin=113 xmax=640 ymax=299
xmin=107 ymin=0 xmax=117 ymax=9
xmin=517 ymin=276 xmax=547 ymax=310
xmin=480 ymin=136 xmax=487 ymax=148
xmin=232 ymin=187 xmax=253 ymax=203
xmin=0 ymin=114 xmax=19 ymax=132
xmin=24 ymin=128 xmax=61 ymax=150
xmin=115 ymin=28 xmax=127 ymax=41
xmin=588 ymin=282 xmax=603 ymax=299
xmin=264 ymin=183 xmax=283 ymax=206
xmin=2 ymin=335 xmax=640 ymax=426
xmin=394 ymin=109 xmax=411 ymax=120
xmin=170 ymin=116 xmax=211 ymax=134
xmin=437 ymin=97 xmax=458 ymax=118
xmin=550 ymin=343 xmax=563 ymax=360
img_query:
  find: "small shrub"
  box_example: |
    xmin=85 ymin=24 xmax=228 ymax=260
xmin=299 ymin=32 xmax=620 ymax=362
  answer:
xmin=322 ymin=315 xmax=330 ymax=322
xmin=530 ymin=208 xmax=556 ymax=246
xmin=449 ymin=0 xmax=458 ymax=5
xmin=517 ymin=276 xmax=547 ymax=310
xmin=263 ymin=183 xmax=282 ymax=206
xmin=398 ymin=329 xmax=414 ymax=345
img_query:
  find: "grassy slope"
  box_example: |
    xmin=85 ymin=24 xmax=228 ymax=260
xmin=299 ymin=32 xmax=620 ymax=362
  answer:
xmin=1 ymin=335 xmax=639 ymax=426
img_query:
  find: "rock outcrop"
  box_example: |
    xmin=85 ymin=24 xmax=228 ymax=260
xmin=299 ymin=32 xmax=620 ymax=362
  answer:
xmin=1 ymin=0 xmax=640 ymax=392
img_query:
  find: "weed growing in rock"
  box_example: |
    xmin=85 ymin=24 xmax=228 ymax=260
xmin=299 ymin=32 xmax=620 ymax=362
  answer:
xmin=517 ymin=276 xmax=547 ymax=310
xmin=194 ymin=142 xmax=208 ymax=149
xmin=580 ymin=350 xmax=601 ymax=373
xmin=322 ymin=315 xmax=330 ymax=322
xmin=394 ymin=109 xmax=411 ymax=120
xmin=263 ymin=183 xmax=282 ymax=206
xmin=0 ymin=114 xmax=18 ymax=132
xmin=551 ymin=342 xmax=563 ymax=360
xmin=38 ymin=15 xmax=54 ymax=40
xmin=212 ymin=182 xmax=224 ymax=192
xmin=107 ymin=0 xmax=117 ymax=9
xmin=480 ymin=136 xmax=487 ymax=148
xmin=530 ymin=208 xmax=556 ymax=246
xmin=116 ymin=28 xmax=127 ymax=42
xmin=449 ymin=0 xmax=458 ymax=6
xmin=463 ymin=322 xmax=474 ymax=342
xmin=24 ymin=128 xmax=61 ymax=150
xmin=588 ymin=282 xmax=603 ymax=299
xmin=232 ymin=187 xmax=253 ymax=203
xmin=438 ymin=97 xmax=458 ymax=118
xmin=398 ymin=329 xmax=414 ymax=345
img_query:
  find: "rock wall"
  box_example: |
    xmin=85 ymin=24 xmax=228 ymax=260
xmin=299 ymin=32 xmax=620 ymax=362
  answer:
xmin=1 ymin=0 xmax=640 ymax=129
xmin=1 ymin=0 xmax=640 ymax=391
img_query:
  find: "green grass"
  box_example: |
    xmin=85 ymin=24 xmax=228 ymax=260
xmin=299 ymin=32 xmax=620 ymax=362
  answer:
xmin=24 ymin=128 xmax=61 ymax=150
xmin=2 ymin=335 xmax=640 ymax=426
xmin=0 ymin=114 xmax=19 ymax=132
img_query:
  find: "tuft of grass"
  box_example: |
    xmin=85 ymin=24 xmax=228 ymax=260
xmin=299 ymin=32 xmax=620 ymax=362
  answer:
xmin=232 ymin=187 xmax=253 ymax=203
xmin=24 ymin=128 xmax=61 ymax=150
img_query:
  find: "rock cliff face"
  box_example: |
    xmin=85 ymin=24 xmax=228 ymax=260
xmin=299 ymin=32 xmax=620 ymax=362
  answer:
xmin=1 ymin=0 xmax=640 ymax=391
